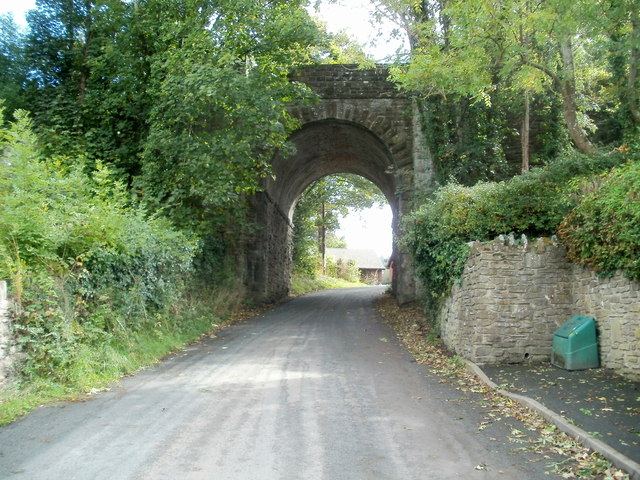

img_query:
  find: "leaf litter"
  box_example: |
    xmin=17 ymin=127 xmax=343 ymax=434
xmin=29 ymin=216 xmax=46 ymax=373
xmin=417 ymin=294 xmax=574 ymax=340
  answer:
xmin=374 ymin=294 xmax=630 ymax=480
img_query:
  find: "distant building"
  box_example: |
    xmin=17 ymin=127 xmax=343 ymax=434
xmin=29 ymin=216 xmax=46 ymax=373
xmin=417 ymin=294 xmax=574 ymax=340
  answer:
xmin=326 ymin=248 xmax=387 ymax=285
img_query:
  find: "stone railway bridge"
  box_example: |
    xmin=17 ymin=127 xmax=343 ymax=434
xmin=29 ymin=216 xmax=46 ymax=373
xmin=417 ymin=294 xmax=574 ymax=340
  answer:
xmin=246 ymin=64 xmax=435 ymax=305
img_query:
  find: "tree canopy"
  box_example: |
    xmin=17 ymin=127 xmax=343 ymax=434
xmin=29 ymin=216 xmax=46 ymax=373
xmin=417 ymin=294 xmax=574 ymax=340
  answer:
xmin=367 ymin=0 xmax=640 ymax=182
xmin=1 ymin=0 xmax=330 ymax=232
xmin=292 ymin=174 xmax=387 ymax=276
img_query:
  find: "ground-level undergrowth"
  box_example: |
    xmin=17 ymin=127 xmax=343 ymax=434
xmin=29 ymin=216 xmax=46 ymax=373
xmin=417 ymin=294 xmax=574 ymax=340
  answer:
xmin=0 ymin=284 xmax=263 ymax=426
xmin=375 ymin=294 xmax=630 ymax=480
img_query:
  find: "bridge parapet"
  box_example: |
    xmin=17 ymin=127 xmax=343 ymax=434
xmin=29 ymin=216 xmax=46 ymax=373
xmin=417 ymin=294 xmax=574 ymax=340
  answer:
xmin=290 ymin=64 xmax=403 ymax=99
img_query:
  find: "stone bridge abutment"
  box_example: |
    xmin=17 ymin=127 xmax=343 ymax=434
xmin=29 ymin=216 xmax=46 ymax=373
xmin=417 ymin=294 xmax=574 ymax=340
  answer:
xmin=246 ymin=65 xmax=435 ymax=304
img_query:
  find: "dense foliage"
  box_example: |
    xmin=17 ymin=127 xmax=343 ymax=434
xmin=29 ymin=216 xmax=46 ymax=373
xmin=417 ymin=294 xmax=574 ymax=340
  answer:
xmin=1 ymin=0 xmax=326 ymax=233
xmin=559 ymin=160 xmax=640 ymax=280
xmin=373 ymin=0 xmax=640 ymax=184
xmin=324 ymin=256 xmax=361 ymax=284
xmin=404 ymin=151 xmax=631 ymax=307
xmin=0 ymin=110 xmax=197 ymax=380
xmin=417 ymin=92 xmax=567 ymax=185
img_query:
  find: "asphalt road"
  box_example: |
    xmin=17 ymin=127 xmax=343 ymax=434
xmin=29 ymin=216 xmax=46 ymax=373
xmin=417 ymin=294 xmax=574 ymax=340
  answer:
xmin=0 ymin=287 xmax=556 ymax=479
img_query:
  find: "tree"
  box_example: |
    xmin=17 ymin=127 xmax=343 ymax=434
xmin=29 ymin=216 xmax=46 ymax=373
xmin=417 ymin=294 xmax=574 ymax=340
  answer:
xmin=23 ymin=0 xmax=143 ymax=163
xmin=372 ymin=0 xmax=551 ymax=179
xmin=292 ymin=174 xmax=386 ymax=275
xmin=139 ymin=0 xmax=324 ymax=233
xmin=15 ymin=0 xmax=330 ymax=282
xmin=19 ymin=0 xmax=326 ymax=218
xmin=386 ymin=0 xmax=634 ymax=157
xmin=0 ymin=14 xmax=28 ymax=117
xmin=600 ymin=0 xmax=640 ymax=134
xmin=630 ymin=9 xmax=640 ymax=127
xmin=323 ymin=30 xmax=375 ymax=65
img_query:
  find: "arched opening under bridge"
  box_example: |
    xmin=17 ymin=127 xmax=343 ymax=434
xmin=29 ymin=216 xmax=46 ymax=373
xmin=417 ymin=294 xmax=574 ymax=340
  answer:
xmin=244 ymin=64 xmax=436 ymax=305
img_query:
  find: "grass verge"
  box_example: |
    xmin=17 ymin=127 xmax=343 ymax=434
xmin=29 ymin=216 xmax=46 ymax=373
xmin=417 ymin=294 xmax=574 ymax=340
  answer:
xmin=0 ymin=283 xmax=261 ymax=426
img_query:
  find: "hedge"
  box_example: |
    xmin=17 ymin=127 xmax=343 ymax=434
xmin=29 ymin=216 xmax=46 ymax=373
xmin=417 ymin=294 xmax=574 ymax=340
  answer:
xmin=559 ymin=160 xmax=640 ymax=280
xmin=404 ymin=149 xmax=630 ymax=306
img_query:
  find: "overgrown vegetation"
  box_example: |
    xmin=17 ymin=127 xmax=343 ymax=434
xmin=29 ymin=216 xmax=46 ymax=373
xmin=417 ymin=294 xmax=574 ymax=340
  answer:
xmin=382 ymin=0 xmax=639 ymax=183
xmin=0 ymin=109 xmax=250 ymax=423
xmin=559 ymin=160 xmax=640 ymax=280
xmin=404 ymin=150 xmax=635 ymax=309
xmin=324 ymin=256 xmax=361 ymax=284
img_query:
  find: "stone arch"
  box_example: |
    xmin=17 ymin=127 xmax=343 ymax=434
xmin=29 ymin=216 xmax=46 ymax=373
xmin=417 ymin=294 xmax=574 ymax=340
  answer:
xmin=268 ymin=119 xmax=399 ymax=221
xmin=245 ymin=65 xmax=435 ymax=304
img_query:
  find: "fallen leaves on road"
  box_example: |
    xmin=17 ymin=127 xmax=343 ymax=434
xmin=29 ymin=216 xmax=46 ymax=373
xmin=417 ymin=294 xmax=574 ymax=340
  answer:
xmin=374 ymin=294 xmax=630 ymax=480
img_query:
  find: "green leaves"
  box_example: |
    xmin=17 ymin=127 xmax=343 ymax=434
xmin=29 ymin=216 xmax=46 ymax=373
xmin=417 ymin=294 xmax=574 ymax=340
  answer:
xmin=292 ymin=174 xmax=387 ymax=276
xmin=560 ymin=160 xmax=640 ymax=280
xmin=138 ymin=0 xmax=323 ymax=231
xmin=386 ymin=0 xmax=639 ymax=155
xmin=0 ymin=109 xmax=202 ymax=380
xmin=11 ymin=0 xmax=324 ymax=236
xmin=404 ymin=149 xmax=627 ymax=304
xmin=0 ymin=109 xmax=197 ymax=317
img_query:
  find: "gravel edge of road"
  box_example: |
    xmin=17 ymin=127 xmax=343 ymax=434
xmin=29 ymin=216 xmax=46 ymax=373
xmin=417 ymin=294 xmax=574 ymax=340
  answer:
xmin=466 ymin=360 xmax=640 ymax=480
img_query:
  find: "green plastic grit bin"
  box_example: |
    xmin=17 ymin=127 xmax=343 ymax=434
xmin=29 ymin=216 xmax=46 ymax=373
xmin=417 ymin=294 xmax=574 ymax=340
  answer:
xmin=551 ymin=315 xmax=600 ymax=370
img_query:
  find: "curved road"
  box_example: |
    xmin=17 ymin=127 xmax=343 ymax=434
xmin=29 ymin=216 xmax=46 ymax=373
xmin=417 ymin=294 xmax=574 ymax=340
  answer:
xmin=0 ymin=287 xmax=554 ymax=479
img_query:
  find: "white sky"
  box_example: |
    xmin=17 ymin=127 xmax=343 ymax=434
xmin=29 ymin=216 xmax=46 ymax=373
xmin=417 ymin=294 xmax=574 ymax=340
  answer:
xmin=1 ymin=0 xmax=400 ymax=259
xmin=309 ymin=0 xmax=407 ymax=62
xmin=0 ymin=0 xmax=34 ymax=26
xmin=336 ymin=204 xmax=393 ymax=259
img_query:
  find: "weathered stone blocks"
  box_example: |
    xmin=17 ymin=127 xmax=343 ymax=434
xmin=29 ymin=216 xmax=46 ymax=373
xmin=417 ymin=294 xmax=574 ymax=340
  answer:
xmin=253 ymin=64 xmax=435 ymax=305
xmin=439 ymin=235 xmax=640 ymax=381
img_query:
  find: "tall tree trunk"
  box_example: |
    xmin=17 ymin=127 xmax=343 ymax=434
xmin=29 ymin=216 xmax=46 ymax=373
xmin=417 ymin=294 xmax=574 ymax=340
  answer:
xmin=521 ymin=90 xmax=530 ymax=173
xmin=78 ymin=0 xmax=93 ymax=103
xmin=559 ymin=37 xmax=596 ymax=153
xmin=629 ymin=10 xmax=640 ymax=126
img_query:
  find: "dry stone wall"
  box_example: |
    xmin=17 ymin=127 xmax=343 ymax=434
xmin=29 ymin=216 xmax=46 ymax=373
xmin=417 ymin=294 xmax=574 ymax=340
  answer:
xmin=440 ymin=236 xmax=573 ymax=365
xmin=440 ymin=236 xmax=640 ymax=381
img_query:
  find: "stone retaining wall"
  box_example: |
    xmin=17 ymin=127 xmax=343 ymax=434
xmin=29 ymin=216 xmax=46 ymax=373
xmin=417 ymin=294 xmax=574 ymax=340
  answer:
xmin=439 ymin=236 xmax=640 ymax=381
xmin=571 ymin=267 xmax=640 ymax=380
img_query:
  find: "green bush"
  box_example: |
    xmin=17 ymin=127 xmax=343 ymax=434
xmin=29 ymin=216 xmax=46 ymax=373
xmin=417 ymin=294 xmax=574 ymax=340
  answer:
xmin=405 ymin=149 xmax=629 ymax=307
xmin=0 ymin=110 xmax=198 ymax=379
xmin=325 ymin=256 xmax=360 ymax=283
xmin=559 ymin=160 xmax=640 ymax=280
xmin=403 ymin=197 xmax=472 ymax=308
